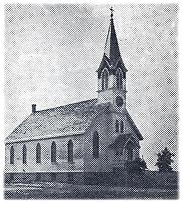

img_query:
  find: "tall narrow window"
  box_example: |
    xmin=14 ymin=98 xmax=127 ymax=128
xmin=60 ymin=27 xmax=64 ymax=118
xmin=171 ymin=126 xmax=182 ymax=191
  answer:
xmin=102 ymin=69 xmax=109 ymax=90
xmin=68 ymin=140 xmax=73 ymax=163
xmin=10 ymin=146 xmax=14 ymax=164
xmin=93 ymin=131 xmax=99 ymax=158
xmin=23 ymin=144 xmax=27 ymax=164
xmin=51 ymin=141 xmax=56 ymax=163
xmin=116 ymin=69 xmax=123 ymax=90
xmin=36 ymin=143 xmax=41 ymax=163
xmin=115 ymin=120 xmax=119 ymax=132
xmin=120 ymin=121 xmax=124 ymax=133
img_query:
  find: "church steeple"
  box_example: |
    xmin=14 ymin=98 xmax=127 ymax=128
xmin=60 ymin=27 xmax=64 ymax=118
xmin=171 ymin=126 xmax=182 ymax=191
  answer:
xmin=104 ymin=7 xmax=121 ymax=66
xmin=97 ymin=7 xmax=127 ymax=108
xmin=97 ymin=7 xmax=127 ymax=79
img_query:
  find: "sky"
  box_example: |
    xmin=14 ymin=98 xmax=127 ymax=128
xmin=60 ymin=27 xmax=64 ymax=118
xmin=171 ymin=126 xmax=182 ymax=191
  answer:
xmin=5 ymin=4 xmax=178 ymax=170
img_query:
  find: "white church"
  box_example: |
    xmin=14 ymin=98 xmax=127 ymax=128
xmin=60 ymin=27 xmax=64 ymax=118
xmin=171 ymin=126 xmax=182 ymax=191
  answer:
xmin=5 ymin=8 xmax=143 ymax=184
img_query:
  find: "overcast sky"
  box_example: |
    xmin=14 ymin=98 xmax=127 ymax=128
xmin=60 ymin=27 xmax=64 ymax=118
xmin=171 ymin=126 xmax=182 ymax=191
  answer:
xmin=5 ymin=4 xmax=178 ymax=170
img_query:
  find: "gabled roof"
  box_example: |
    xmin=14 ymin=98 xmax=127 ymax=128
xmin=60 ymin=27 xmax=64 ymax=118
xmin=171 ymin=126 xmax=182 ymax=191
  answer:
xmin=5 ymin=99 xmax=110 ymax=143
xmin=108 ymin=133 xmax=140 ymax=153
xmin=109 ymin=133 xmax=131 ymax=149
xmin=125 ymin=110 xmax=143 ymax=140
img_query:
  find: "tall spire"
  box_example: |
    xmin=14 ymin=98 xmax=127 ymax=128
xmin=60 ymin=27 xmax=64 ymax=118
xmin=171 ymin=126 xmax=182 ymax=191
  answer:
xmin=104 ymin=7 xmax=121 ymax=66
xmin=97 ymin=7 xmax=127 ymax=79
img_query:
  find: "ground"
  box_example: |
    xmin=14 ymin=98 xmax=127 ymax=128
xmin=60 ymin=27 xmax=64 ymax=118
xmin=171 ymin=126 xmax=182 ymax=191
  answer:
xmin=4 ymin=182 xmax=178 ymax=199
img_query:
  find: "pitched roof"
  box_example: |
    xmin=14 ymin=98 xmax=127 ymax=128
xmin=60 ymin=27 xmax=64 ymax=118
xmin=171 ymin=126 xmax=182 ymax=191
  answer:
xmin=108 ymin=133 xmax=140 ymax=152
xmin=125 ymin=110 xmax=143 ymax=140
xmin=5 ymin=99 xmax=110 ymax=143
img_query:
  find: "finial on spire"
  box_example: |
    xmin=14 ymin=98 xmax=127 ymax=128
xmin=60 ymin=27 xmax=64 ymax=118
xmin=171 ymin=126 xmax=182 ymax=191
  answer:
xmin=110 ymin=6 xmax=114 ymax=19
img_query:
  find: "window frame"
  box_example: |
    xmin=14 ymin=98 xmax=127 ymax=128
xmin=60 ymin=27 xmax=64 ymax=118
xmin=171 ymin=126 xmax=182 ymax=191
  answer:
xmin=116 ymin=68 xmax=123 ymax=90
xmin=101 ymin=68 xmax=109 ymax=90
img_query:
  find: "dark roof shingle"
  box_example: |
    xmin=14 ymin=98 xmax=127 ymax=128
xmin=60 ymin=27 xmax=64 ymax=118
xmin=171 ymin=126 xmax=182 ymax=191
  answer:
xmin=5 ymin=98 xmax=110 ymax=143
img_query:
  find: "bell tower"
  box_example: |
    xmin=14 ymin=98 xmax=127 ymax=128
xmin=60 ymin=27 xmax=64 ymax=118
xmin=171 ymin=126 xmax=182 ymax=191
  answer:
xmin=97 ymin=7 xmax=128 ymax=110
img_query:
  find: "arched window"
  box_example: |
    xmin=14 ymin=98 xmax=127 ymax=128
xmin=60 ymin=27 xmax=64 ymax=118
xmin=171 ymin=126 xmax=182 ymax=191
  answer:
xmin=115 ymin=120 xmax=119 ymax=133
xmin=93 ymin=131 xmax=99 ymax=158
xmin=51 ymin=141 xmax=56 ymax=163
xmin=102 ymin=69 xmax=109 ymax=90
xmin=120 ymin=121 xmax=124 ymax=133
xmin=36 ymin=143 xmax=41 ymax=163
xmin=116 ymin=69 xmax=123 ymax=90
xmin=68 ymin=140 xmax=73 ymax=163
xmin=10 ymin=146 xmax=14 ymax=164
xmin=23 ymin=144 xmax=27 ymax=164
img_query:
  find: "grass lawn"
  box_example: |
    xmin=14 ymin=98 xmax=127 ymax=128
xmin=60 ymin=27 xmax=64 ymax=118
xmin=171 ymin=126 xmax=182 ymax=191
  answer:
xmin=4 ymin=182 xmax=178 ymax=199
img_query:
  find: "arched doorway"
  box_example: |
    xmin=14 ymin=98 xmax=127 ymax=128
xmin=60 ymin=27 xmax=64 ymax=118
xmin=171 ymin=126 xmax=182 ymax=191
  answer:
xmin=126 ymin=141 xmax=134 ymax=161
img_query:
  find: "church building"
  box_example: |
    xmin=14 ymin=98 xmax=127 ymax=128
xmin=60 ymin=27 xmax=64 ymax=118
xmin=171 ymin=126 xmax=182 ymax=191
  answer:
xmin=5 ymin=8 xmax=143 ymax=184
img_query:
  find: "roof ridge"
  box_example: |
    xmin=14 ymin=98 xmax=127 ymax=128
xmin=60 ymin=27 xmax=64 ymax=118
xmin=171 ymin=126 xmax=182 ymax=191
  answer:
xmin=35 ymin=98 xmax=97 ymax=113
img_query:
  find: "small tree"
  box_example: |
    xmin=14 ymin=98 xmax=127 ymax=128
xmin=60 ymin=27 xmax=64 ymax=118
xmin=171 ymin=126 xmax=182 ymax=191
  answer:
xmin=155 ymin=147 xmax=175 ymax=172
xmin=125 ymin=157 xmax=148 ymax=174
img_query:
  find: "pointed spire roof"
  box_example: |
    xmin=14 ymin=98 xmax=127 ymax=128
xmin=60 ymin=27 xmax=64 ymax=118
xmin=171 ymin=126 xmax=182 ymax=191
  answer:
xmin=104 ymin=7 xmax=121 ymax=66
xmin=97 ymin=7 xmax=127 ymax=78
